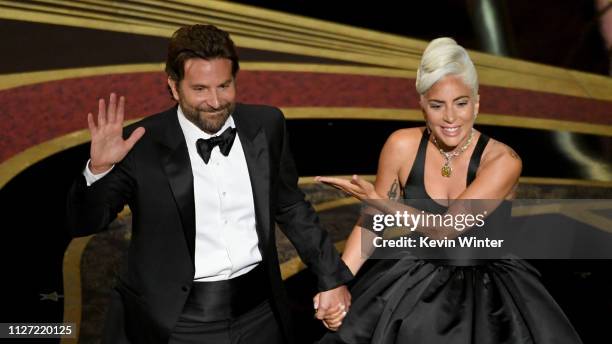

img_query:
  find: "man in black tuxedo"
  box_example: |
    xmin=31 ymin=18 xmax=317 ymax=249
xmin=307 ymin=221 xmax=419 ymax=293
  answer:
xmin=67 ymin=24 xmax=352 ymax=344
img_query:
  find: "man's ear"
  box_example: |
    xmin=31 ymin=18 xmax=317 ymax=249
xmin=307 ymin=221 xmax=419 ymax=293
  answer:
xmin=167 ymin=77 xmax=180 ymax=102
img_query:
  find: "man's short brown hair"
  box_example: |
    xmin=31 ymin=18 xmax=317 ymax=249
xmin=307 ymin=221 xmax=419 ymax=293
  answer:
xmin=165 ymin=24 xmax=239 ymax=85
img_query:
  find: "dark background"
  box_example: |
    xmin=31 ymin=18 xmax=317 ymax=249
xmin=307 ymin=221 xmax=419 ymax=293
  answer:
xmin=234 ymin=0 xmax=611 ymax=76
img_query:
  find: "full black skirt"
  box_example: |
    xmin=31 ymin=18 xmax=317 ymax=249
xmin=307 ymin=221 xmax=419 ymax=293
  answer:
xmin=319 ymin=257 xmax=582 ymax=344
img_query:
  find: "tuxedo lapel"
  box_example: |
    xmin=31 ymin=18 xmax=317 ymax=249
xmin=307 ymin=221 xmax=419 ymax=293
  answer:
xmin=233 ymin=105 xmax=271 ymax=254
xmin=152 ymin=105 xmax=271 ymax=265
xmin=156 ymin=110 xmax=196 ymax=265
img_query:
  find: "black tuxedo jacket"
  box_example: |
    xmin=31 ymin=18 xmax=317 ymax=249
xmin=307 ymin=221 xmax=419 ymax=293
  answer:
xmin=66 ymin=103 xmax=353 ymax=344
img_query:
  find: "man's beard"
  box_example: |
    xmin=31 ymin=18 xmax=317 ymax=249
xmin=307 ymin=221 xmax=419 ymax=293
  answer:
xmin=181 ymin=101 xmax=235 ymax=134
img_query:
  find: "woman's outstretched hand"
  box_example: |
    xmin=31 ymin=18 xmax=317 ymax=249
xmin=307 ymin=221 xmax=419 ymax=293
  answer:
xmin=315 ymin=175 xmax=381 ymax=201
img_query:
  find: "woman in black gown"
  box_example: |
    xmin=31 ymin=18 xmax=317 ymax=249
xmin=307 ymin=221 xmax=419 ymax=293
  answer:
xmin=315 ymin=38 xmax=582 ymax=344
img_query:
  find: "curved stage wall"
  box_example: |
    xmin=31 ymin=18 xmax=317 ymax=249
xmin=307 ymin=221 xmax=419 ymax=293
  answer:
xmin=0 ymin=1 xmax=611 ymax=344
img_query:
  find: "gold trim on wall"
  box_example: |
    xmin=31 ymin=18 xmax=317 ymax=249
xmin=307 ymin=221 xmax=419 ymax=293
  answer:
xmin=0 ymin=129 xmax=92 ymax=188
xmin=519 ymin=177 xmax=612 ymax=187
xmin=61 ymin=235 xmax=93 ymax=344
xmin=280 ymin=108 xmax=612 ymax=137
xmin=1 ymin=109 xmax=611 ymax=189
xmin=0 ymin=119 xmax=139 ymax=188
xmin=0 ymin=63 xmax=166 ymax=91
xmin=301 ymin=175 xmax=612 ymax=188
xmin=1 ymin=1 xmax=612 ymax=100
xmin=0 ymin=63 xmax=413 ymax=91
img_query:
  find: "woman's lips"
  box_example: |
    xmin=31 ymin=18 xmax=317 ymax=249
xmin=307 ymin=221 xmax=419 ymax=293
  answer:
xmin=440 ymin=126 xmax=461 ymax=137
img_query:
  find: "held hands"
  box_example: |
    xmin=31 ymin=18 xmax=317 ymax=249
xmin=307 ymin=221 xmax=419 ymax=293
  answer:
xmin=313 ymin=285 xmax=351 ymax=331
xmin=315 ymin=175 xmax=381 ymax=201
xmin=87 ymin=93 xmax=145 ymax=174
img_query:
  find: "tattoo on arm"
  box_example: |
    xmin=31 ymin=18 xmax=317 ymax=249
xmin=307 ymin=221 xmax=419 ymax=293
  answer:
xmin=508 ymin=147 xmax=521 ymax=161
xmin=387 ymin=179 xmax=400 ymax=200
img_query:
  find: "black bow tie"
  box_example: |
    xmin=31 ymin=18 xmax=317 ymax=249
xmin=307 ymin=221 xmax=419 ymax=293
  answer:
xmin=196 ymin=127 xmax=237 ymax=164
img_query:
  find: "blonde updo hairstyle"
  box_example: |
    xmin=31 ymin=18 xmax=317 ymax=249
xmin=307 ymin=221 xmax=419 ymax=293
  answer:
xmin=415 ymin=37 xmax=478 ymax=97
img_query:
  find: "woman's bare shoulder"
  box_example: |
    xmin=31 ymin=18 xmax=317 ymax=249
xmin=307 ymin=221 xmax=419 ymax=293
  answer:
xmin=481 ymin=136 xmax=522 ymax=173
xmin=384 ymin=127 xmax=424 ymax=153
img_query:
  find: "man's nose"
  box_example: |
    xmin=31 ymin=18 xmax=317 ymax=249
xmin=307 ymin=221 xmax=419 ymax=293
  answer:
xmin=206 ymin=91 xmax=220 ymax=109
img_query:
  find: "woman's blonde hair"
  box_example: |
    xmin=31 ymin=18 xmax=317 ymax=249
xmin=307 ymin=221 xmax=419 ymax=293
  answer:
xmin=415 ymin=37 xmax=478 ymax=96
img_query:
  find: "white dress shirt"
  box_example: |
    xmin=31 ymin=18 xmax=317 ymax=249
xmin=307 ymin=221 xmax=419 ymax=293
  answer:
xmin=84 ymin=106 xmax=262 ymax=281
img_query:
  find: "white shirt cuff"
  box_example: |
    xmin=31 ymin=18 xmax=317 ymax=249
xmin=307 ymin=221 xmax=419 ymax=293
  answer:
xmin=83 ymin=159 xmax=114 ymax=186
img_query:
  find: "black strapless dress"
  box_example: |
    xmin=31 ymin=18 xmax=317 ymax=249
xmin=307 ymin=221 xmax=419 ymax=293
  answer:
xmin=318 ymin=131 xmax=582 ymax=344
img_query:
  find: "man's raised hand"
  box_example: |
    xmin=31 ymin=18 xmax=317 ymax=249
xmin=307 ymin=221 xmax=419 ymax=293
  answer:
xmin=87 ymin=93 xmax=145 ymax=174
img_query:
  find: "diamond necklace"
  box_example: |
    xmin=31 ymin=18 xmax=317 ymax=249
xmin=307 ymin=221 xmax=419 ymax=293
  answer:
xmin=431 ymin=128 xmax=475 ymax=177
